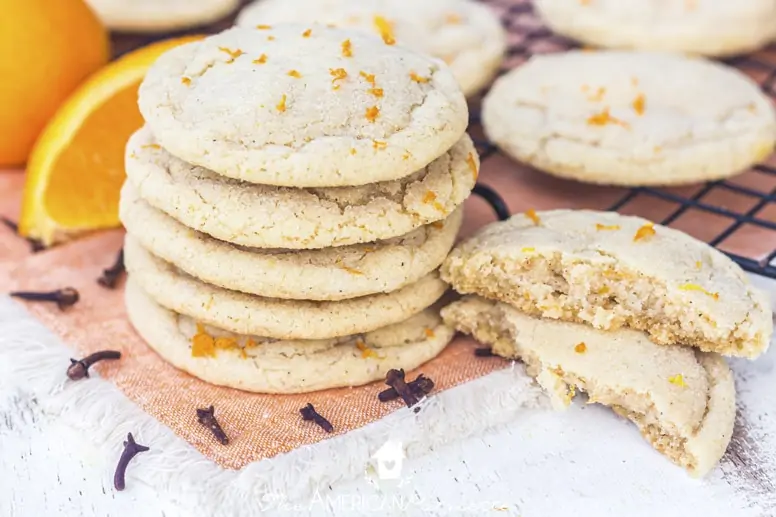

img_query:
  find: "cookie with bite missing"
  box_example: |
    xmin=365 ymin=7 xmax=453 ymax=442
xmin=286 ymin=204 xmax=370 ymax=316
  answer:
xmin=138 ymin=24 xmax=468 ymax=187
xmin=441 ymin=295 xmax=735 ymax=477
xmin=482 ymin=50 xmax=776 ymax=186
xmin=236 ymin=0 xmax=506 ymax=97
xmin=126 ymin=279 xmax=454 ymax=393
xmin=441 ymin=209 xmax=773 ymax=358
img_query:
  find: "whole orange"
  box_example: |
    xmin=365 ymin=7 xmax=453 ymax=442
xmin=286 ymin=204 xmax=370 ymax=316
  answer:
xmin=0 ymin=0 xmax=110 ymax=166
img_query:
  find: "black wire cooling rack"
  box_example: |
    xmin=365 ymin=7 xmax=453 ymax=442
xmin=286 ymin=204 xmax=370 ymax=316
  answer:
xmin=114 ymin=0 xmax=776 ymax=279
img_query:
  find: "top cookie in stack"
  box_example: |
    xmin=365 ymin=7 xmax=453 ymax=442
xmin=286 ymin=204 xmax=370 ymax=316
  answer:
xmin=121 ymin=24 xmax=477 ymax=394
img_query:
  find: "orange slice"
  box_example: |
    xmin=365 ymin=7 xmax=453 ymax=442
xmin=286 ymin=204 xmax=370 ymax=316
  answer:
xmin=19 ymin=35 xmax=203 ymax=247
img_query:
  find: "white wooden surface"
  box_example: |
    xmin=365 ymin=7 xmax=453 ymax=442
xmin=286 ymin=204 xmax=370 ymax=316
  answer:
xmin=2 ymin=275 xmax=775 ymax=517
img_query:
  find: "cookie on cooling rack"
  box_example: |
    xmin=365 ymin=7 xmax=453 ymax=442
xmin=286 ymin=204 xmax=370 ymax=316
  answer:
xmin=235 ymin=0 xmax=507 ymax=97
xmin=482 ymin=50 xmax=776 ymax=186
xmin=441 ymin=295 xmax=735 ymax=477
xmin=85 ymin=0 xmax=239 ymax=32
xmin=124 ymin=236 xmax=449 ymax=340
xmin=533 ymin=0 xmax=776 ymax=57
xmin=126 ymin=279 xmax=454 ymax=393
xmin=441 ymin=209 xmax=773 ymax=359
xmin=120 ymin=182 xmax=463 ymax=301
xmin=138 ymin=25 xmax=468 ymax=187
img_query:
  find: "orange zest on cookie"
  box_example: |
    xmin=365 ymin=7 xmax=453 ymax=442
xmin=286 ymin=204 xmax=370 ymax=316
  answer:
xmin=525 ymin=209 xmax=541 ymax=225
xmin=410 ymin=71 xmax=429 ymax=83
xmin=424 ymin=328 xmax=436 ymax=338
xmin=287 ymin=69 xmax=302 ymax=78
xmin=339 ymin=265 xmax=364 ymax=276
xmin=587 ymin=107 xmax=629 ymax=128
xmin=679 ymin=284 xmax=719 ymax=300
xmin=633 ymin=223 xmax=655 ymax=242
xmin=191 ymin=323 xmax=216 ymax=358
xmin=574 ymin=342 xmax=587 ymax=354
xmin=256 ymin=24 xmax=271 ymax=30
xmin=141 ymin=144 xmax=161 ymax=150
xmin=595 ymin=223 xmax=620 ymax=231
xmin=373 ymin=15 xmax=396 ymax=45
xmin=368 ymin=87 xmax=384 ymax=98
xmin=466 ymin=152 xmax=478 ymax=180
xmin=218 ymin=47 xmax=244 ymax=63
xmin=365 ymin=106 xmax=380 ymax=122
xmin=445 ymin=13 xmax=462 ymax=24
xmin=330 ymin=67 xmax=347 ymax=89
xmin=253 ymin=54 xmax=267 ymax=64
xmin=181 ymin=76 xmax=191 ymax=86
xmin=276 ymin=94 xmax=287 ymax=113
xmin=372 ymin=140 xmax=387 ymax=150
xmin=632 ymin=93 xmax=646 ymax=115
xmin=342 ymin=39 xmax=353 ymax=57
xmin=302 ymin=28 xmax=312 ymax=37
xmin=668 ymin=374 xmax=687 ymax=387
xmin=350 ymin=148 xmax=357 ymax=155
xmin=356 ymin=339 xmax=379 ymax=359
xmin=521 ymin=247 xmax=536 ymax=253
xmin=359 ymin=71 xmax=376 ymax=86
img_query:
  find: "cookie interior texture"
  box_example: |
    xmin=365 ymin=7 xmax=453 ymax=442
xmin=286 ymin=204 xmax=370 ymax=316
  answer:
xmin=441 ymin=210 xmax=772 ymax=359
xmin=124 ymin=235 xmax=449 ymax=340
xmin=441 ymin=295 xmax=735 ymax=477
xmin=126 ymin=279 xmax=454 ymax=393
xmin=235 ymin=0 xmax=507 ymax=96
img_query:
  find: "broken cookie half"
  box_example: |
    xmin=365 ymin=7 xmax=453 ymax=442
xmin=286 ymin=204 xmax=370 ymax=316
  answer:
xmin=442 ymin=296 xmax=736 ymax=477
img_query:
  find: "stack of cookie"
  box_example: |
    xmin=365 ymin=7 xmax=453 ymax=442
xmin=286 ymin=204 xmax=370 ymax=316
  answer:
xmin=120 ymin=24 xmax=477 ymax=393
xmin=440 ymin=210 xmax=773 ymax=476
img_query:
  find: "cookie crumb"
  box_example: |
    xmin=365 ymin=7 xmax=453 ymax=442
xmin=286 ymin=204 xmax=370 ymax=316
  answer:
xmin=575 ymin=342 xmax=587 ymax=354
xmin=253 ymin=54 xmax=267 ymax=64
xmin=287 ymin=69 xmax=302 ymax=78
xmin=679 ymin=283 xmax=719 ymax=300
xmin=633 ymin=223 xmax=655 ymax=242
xmin=525 ymin=209 xmax=541 ymax=225
xmin=633 ymin=93 xmax=646 ymax=115
xmin=668 ymin=374 xmax=687 ymax=387
xmin=365 ymin=106 xmax=380 ymax=122
xmin=373 ymin=15 xmax=396 ymax=45
xmin=342 ymin=39 xmax=353 ymax=57
xmin=302 ymin=28 xmax=312 ymax=37
xmin=595 ymin=223 xmax=620 ymax=231
xmin=410 ymin=71 xmax=430 ymax=83
xmin=276 ymin=94 xmax=287 ymax=113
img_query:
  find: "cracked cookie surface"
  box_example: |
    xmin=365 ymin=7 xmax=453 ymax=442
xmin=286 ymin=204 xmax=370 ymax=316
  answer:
xmin=126 ymin=279 xmax=453 ymax=393
xmin=441 ymin=209 xmax=773 ymax=358
xmin=482 ymin=50 xmax=776 ymax=186
xmin=442 ymin=295 xmax=735 ymax=477
xmin=534 ymin=0 xmax=776 ymax=58
xmin=120 ymin=182 xmax=463 ymax=300
xmin=125 ymin=126 xmax=477 ymax=249
xmin=138 ymin=24 xmax=468 ymax=187
xmin=86 ymin=0 xmax=239 ymax=32
xmin=125 ymin=236 xmax=449 ymax=340
xmin=236 ymin=0 xmax=506 ymax=97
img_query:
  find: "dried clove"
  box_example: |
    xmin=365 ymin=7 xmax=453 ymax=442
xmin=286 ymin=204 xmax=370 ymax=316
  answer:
xmin=196 ymin=405 xmax=229 ymax=445
xmin=67 ymin=350 xmax=122 ymax=380
xmin=1 ymin=217 xmax=45 ymax=252
xmin=10 ymin=287 xmax=80 ymax=310
xmin=113 ymin=433 xmax=149 ymax=491
xmin=378 ymin=373 xmax=434 ymax=402
xmin=385 ymin=369 xmax=420 ymax=408
xmin=97 ymin=249 xmax=125 ymax=289
xmin=475 ymin=347 xmax=495 ymax=357
xmin=300 ymin=403 xmax=333 ymax=433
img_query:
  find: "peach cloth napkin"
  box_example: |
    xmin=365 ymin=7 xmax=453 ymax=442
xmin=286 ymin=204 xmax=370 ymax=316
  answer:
xmin=2 ymin=0 xmax=775 ymax=470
